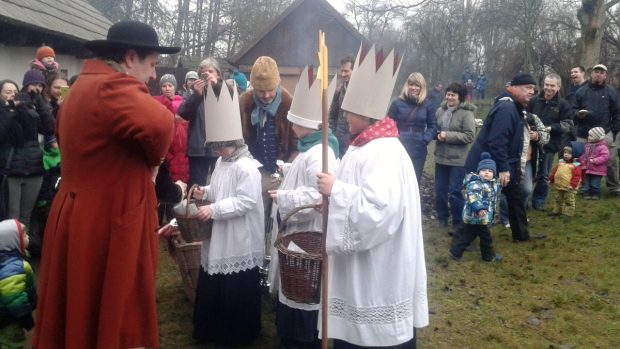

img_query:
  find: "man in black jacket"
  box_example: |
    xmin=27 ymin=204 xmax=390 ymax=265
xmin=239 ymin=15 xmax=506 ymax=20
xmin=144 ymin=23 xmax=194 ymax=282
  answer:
xmin=573 ymin=64 xmax=620 ymax=196
xmin=466 ymin=73 xmax=545 ymax=242
xmin=528 ymin=73 xmax=574 ymax=210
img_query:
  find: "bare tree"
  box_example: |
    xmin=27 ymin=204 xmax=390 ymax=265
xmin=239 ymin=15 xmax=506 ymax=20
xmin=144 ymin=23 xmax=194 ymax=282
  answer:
xmin=575 ymin=0 xmax=620 ymax=69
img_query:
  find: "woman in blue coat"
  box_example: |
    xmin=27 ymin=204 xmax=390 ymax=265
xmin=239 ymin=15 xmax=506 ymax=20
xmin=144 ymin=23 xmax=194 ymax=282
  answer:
xmin=387 ymin=72 xmax=437 ymax=184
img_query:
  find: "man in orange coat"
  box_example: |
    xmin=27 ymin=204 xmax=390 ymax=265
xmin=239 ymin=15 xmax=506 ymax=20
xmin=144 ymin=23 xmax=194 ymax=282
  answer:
xmin=33 ymin=21 xmax=178 ymax=349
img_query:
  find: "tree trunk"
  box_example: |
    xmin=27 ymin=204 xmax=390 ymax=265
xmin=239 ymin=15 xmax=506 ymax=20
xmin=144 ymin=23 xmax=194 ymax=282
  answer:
xmin=576 ymin=0 xmax=608 ymax=69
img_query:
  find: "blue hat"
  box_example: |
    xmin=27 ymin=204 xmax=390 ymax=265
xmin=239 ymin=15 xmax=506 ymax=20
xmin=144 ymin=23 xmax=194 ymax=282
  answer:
xmin=22 ymin=69 xmax=46 ymax=88
xmin=568 ymin=141 xmax=584 ymax=158
xmin=232 ymin=70 xmax=248 ymax=92
xmin=477 ymin=152 xmax=496 ymax=174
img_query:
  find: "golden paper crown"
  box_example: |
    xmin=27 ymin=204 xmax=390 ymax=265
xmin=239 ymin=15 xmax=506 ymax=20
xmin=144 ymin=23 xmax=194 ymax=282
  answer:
xmin=287 ymin=66 xmax=323 ymax=129
xmin=341 ymin=45 xmax=402 ymax=120
xmin=204 ymin=82 xmax=243 ymax=143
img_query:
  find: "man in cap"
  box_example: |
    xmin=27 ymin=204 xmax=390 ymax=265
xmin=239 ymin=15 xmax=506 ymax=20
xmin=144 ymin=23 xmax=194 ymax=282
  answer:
xmin=33 ymin=20 xmax=178 ymax=349
xmin=239 ymin=56 xmax=296 ymax=236
xmin=465 ymin=73 xmax=546 ymax=242
xmin=573 ymin=64 xmax=620 ymax=196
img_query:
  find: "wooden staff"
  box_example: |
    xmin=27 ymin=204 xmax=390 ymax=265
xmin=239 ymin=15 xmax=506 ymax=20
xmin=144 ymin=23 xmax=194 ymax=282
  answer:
xmin=317 ymin=30 xmax=329 ymax=349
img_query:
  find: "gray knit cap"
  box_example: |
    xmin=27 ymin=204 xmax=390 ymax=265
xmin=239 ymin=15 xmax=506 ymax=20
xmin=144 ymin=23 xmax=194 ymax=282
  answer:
xmin=588 ymin=127 xmax=605 ymax=141
xmin=159 ymin=73 xmax=177 ymax=88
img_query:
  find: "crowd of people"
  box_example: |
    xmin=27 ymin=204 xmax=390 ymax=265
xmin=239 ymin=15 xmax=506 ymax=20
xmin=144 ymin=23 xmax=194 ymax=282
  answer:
xmin=1 ymin=18 xmax=620 ymax=349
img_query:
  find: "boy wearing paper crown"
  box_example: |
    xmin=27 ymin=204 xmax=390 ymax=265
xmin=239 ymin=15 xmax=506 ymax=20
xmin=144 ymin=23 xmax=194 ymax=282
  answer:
xmin=450 ymin=152 xmax=502 ymax=262
xmin=0 ymin=219 xmax=36 ymax=349
xmin=316 ymin=46 xmax=428 ymax=349
xmin=191 ymin=82 xmax=265 ymax=347
xmin=266 ymin=66 xmax=339 ymax=349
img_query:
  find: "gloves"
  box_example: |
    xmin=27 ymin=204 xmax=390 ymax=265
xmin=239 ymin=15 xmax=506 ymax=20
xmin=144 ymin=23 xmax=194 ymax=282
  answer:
xmin=30 ymin=91 xmax=49 ymax=112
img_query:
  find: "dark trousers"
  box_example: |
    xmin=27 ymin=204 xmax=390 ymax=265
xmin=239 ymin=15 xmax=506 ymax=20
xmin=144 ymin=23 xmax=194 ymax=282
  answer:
xmin=188 ymin=155 xmax=217 ymax=187
xmin=333 ymin=330 xmax=416 ymax=349
xmin=532 ymin=151 xmax=556 ymax=209
xmin=503 ymin=184 xmax=530 ymax=241
xmin=450 ymin=224 xmax=496 ymax=261
xmin=434 ymin=164 xmax=465 ymax=226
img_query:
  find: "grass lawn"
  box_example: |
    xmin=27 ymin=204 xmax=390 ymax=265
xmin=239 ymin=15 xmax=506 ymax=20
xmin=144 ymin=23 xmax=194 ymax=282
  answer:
xmin=157 ymin=193 xmax=620 ymax=348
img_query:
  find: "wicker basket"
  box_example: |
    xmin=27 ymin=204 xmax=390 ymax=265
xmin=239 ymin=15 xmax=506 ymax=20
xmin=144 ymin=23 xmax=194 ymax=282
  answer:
xmin=275 ymin=204 xmax=324 ymax=304
xmin=171 ymin=236 xmax=202 ymax=303
xmin=175 ymin=184 xmax=213 ymax=242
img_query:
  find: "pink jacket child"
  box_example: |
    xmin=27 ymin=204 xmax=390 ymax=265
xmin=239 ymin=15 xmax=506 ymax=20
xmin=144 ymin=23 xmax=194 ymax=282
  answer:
xmin=578 ymin=128 xmax=610 ymax=176
xmin=30 ymin=46 xmax=60 ymax=75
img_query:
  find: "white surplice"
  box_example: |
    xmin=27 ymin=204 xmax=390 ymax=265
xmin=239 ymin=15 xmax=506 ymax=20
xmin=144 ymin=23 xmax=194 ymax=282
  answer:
xmin=320 ymin=137 xmax=429 ymax=347
xmin=268 ymin=143 xmax=338 ymax=311
xmin=199 ymin=156 xmax=265 ymax=275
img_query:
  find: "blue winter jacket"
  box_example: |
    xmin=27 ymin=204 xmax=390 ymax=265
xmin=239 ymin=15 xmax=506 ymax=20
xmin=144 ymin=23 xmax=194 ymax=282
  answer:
xmin=387 ymin=97 xmax=437 ymax=145
xmin=462 ymin=173 xmax=499 ymax=225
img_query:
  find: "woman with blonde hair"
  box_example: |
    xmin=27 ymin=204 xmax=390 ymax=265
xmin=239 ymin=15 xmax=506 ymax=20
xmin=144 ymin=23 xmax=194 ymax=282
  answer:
xmin=387 ymin=72 xmax=437 ymax=184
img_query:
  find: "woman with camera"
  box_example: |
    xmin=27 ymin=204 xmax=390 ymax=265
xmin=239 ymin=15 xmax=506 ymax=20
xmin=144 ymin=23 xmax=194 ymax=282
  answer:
xmin=0 ymin=70 xmax=55 ymax=228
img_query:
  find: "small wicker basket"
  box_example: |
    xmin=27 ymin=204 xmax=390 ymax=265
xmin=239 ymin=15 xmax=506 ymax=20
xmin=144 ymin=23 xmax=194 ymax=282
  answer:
xmin=274 ymin=204 xmax=324 ymax=304
xmin=175 ymin=184 xmax=213 ymax=242
xmin=171 ymin=236 xmax=202 ymax=303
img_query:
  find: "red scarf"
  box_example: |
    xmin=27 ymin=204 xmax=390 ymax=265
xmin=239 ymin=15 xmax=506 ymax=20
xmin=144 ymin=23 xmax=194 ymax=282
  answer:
xmin=350 ymin=117 xmax=399 ymax=147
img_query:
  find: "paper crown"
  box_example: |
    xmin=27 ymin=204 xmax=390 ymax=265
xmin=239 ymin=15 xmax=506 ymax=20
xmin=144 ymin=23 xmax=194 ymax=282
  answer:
xmin=287 ymin=66 xmax=323 ymax=129
xmin=204 ymin=82 xmax=243 ymax=143
xmin=341 ymin=45 xmax=402 ymax=120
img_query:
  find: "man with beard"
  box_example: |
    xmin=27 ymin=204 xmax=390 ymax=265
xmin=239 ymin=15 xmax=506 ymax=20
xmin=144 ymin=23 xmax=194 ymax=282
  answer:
xmin=573 ymin=64 xmax=620 ymax=196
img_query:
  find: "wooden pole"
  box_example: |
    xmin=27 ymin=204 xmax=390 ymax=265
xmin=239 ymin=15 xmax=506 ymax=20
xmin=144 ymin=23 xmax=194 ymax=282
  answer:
xmin=318 ymin=31 xmax=329 ymax=349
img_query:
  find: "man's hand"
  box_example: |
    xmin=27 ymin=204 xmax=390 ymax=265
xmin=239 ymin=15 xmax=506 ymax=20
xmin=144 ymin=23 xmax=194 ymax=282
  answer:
xmin=158 ymin=223 xmax=180 ymax=237
xmin=577 ymin=110 xmax=588 ymax=119
xmin=477 ymin=209 xmax=487 ymax=218
xmin=317 ymin=172 xmax=336 ymax=196
xmin=529 ymin=130 xmax=539 ymax=141
xmin=499 ymin=171 xmax=510 ymax=187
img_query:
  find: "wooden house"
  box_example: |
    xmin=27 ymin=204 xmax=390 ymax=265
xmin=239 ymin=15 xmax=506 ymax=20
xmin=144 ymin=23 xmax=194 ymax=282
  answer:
xmin=0 ymin=0 xmax=111 ymax=85
xmin=229 ymin=0 xmax=365 ymax=93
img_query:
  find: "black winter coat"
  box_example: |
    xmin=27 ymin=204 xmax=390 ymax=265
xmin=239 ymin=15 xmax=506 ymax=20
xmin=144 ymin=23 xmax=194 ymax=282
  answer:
xmin=527 ymin=93 xmax=573 ymax=153
xmin=465 ymin=92 xmax=527 ymax=185
xmin=0 ymin=94 xmax=55 ymax=176
xmin=572 ymin=81 xmax=620 ymax=138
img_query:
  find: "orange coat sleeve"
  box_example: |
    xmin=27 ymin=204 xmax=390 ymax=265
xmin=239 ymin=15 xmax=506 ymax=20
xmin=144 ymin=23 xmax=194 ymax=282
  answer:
xmin=99 ymin=76 xmax=174 ymax=166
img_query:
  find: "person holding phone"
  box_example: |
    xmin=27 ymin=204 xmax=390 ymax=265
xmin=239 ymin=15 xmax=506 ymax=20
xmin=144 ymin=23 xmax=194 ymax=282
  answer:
xmin=178 ymin=57 xmax=230 ymax=186
xmin=572 ymin=64 xmax=620 ymax=196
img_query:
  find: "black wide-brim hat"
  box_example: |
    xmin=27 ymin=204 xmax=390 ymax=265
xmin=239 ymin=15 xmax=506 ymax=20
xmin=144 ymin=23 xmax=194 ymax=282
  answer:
xmin=85 ymin=20 xmax=180 ymax=54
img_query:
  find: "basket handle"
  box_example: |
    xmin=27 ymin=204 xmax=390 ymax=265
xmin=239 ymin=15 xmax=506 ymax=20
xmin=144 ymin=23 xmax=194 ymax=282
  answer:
xmin=185 ymin=184 xmax=201 ymax=216
xmin=277 ymin=204 xmax=321 ymax=235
